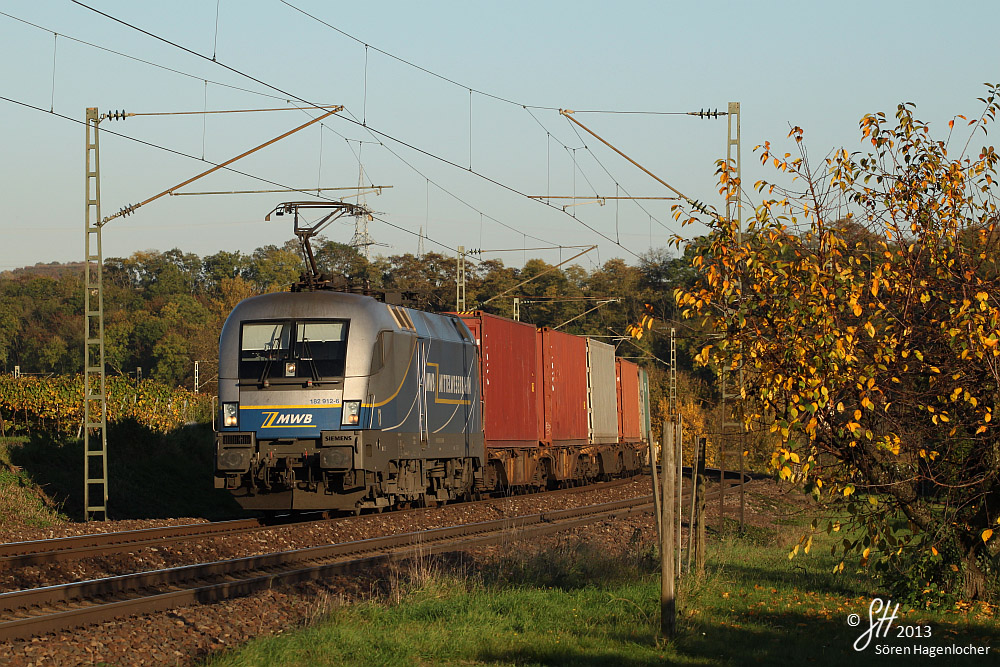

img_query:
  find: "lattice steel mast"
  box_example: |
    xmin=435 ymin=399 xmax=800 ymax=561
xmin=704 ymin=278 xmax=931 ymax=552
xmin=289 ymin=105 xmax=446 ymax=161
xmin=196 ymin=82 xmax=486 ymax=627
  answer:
xmin=719 ymin=101 xmax=746 ymax=530
xmin=83 ymin=107 xmax=108 ymax=521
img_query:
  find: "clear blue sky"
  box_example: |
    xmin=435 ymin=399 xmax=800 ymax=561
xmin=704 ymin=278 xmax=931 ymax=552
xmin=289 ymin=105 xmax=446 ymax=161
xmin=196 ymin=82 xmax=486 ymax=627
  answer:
xmin=1 ymin=0 xmax=996 ymax=271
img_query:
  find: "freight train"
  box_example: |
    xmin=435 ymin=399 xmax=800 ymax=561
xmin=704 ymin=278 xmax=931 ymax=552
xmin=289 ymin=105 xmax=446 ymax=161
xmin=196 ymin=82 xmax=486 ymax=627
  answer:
xmin=213 ymin=290 xmax=650 ymax=513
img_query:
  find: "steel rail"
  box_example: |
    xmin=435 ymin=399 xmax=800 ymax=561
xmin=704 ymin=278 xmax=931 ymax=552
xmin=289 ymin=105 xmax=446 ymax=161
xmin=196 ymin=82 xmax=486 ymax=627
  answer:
xmin=0 ymin=518 xmax=263 ymax=567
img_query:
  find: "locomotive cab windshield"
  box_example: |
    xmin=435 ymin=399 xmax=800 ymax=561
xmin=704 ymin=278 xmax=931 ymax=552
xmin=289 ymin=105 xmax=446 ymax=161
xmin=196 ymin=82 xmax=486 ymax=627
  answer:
xmin=239 ymin=319 xmax=349 ymax=385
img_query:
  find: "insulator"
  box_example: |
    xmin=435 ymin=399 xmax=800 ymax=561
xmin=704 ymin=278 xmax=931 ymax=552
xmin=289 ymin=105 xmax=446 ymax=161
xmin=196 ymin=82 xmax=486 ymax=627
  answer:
xmin=688 ymin=108 xmax=726 ymax=119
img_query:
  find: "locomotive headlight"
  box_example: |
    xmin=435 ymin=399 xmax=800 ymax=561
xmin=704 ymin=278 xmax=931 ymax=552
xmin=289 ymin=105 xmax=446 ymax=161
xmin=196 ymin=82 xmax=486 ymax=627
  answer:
xmin=222 ymin=402 xmax=239 ymax=428
xmin=284 ymin=361 xmax=297 ymax=377
xmin=341 ymin=400 xmax=361 ymax=426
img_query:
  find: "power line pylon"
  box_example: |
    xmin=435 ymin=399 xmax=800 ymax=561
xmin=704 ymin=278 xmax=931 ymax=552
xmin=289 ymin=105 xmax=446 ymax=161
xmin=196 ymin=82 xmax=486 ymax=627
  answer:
xmin=350 ymin=214 xmax=378 ymax=260
xmin=83 ymin=107 xmax=108 ymax=521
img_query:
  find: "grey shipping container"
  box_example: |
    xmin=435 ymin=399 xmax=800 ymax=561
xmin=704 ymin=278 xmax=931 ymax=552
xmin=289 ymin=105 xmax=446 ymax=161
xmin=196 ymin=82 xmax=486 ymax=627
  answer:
xmin=586 ymin=339 xmax=618 ymax=444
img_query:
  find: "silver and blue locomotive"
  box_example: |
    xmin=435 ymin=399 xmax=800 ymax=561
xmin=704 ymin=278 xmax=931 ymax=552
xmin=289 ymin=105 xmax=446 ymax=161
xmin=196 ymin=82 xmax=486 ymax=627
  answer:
xmin=214 ymin=290 xmax=484 ymax=513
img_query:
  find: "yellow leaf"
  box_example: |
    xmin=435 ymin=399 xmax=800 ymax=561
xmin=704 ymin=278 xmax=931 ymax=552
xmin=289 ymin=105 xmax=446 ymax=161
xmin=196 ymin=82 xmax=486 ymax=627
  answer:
xmin=931 ymin=546 xmax=938 ymax=556
xmin=862 ymin=547 xmax=871 ymax=559
xmin=983 ymin=529 xmax=994 ymax=543
xmin=843 ymin=485 xmax=855 ymax=497
xmin=852 ymin=303 xmax=862 ymax=316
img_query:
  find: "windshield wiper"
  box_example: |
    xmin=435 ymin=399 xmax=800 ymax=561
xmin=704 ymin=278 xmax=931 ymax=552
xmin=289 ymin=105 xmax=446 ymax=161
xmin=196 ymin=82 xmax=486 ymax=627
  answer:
xmin=259 ymin=352 xmax=275 ymax=386
xmin=299 ymin=338 xmax=321 ymax=382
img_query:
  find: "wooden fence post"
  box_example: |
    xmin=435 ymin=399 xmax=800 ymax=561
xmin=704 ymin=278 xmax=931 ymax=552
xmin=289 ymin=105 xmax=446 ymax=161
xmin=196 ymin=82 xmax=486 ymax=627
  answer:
xmin=718 ymin=437 xmax=726 ymax=534
xmin=675 ymin=417 xmax=683 ymax=574
xmin=648 ymin=426 xmax=661 ymax=540
xmin=694 ymin=436 xmax=707 ymax=576
xmin=660 ymin=419 xmax=675 ymax=638
xmin=686 ymin=429 xmax=701 ymax=574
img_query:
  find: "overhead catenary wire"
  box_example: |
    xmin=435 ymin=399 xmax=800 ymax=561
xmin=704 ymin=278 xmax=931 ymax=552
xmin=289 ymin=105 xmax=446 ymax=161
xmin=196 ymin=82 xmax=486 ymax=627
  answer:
xmin=170 ymin=185 xmax=390 ymax=196
xmin=276 ymin=0 xmax=702 ymax=117
xmin=523 ymin=105 xmax=675 ymax=235
xmin=129 ymin=105 xmax=344 ymax=116
xmin=561 ymin=110 xmax=716 ymax=216
xmin=49 ymin=32 xmax=57 ymax=113
xmin=0 ymin=10 xmax=289 ymax=103
xmin=336 ymin=107 xmax=560 ymax=248
xmin=18 ymin=1 xmax=559 ymax=253
xmin=336 ymin=108 xmax=641 ymax=258
xmin=68 ymin=1 xmax=645 ymax=257
xmin=0 ymin=94 xmax=470 ymax=258
xmin=479 ymin=245 xmax=596 ymax=306
xmin=473 ymin=245 xmax=593 ymax=253
xmin=10 ymin=5 xmax=716 ymax=252
xmin=102 ymin=106 xmax=344 ymax=223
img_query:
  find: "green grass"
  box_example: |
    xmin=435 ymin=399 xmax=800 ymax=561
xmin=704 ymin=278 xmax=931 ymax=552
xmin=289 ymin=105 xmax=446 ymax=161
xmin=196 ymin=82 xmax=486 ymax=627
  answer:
xmin=0 ymin=437 xmax=69 ymax=528
xmin=202 ymin=505 xmax=1000 ymax=667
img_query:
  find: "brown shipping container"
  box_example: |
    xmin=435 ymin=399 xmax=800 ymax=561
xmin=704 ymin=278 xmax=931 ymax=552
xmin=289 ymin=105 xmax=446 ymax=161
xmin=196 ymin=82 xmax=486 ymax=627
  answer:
xmin=616 ymin=358 xmax=642 ymax=442
xmin=587 ymin=339 xmax=619 ymax=445
xmin=539 ymin=328 xmax=589 ymax=444
xmin=456 ymin=312 xmax=540 ymax=447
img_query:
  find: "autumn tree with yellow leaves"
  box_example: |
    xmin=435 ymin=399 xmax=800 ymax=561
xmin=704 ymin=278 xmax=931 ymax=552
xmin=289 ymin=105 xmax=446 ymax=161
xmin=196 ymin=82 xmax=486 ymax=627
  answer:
xmin=675 ymin=87 xmax=1000 ymax=601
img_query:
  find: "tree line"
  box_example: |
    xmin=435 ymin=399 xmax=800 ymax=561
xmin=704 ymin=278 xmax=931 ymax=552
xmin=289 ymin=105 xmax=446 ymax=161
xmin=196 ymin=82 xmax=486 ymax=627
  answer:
xmin=0 ymin=240 xmax=710 ymax=414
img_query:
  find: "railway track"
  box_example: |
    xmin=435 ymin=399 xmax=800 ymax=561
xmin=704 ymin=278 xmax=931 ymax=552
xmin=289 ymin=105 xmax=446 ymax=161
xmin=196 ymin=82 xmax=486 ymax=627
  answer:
xmin=0 ymin=495 xmax=654 ymax=641
xmin=0 ymin=472 xmax=746 ymax=641
xmin=0 ymin=477 xmax=640 ymax=570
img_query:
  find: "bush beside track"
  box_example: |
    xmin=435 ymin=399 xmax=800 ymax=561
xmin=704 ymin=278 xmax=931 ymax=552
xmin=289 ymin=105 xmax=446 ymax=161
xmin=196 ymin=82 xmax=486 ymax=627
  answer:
xmin=0 ymin=375 xmax=212 ymax=436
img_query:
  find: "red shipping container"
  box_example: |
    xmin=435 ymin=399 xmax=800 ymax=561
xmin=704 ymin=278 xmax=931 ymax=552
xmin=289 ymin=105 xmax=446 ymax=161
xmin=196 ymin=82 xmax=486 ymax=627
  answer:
xmin=539 ymin=328 xmax=589 ymax=444
xmin=455 ymin=312 xmax=540 ymax=447
xmin=616 ymin=358 xmax=641 ymax=442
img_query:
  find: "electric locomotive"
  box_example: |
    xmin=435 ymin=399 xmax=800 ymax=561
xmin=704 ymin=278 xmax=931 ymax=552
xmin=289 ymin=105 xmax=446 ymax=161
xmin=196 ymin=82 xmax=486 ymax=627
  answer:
xmin=213 ymin=289 xmax=484 ymax=512
xmin=215 ymin=201 xmax=647 ymax=513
